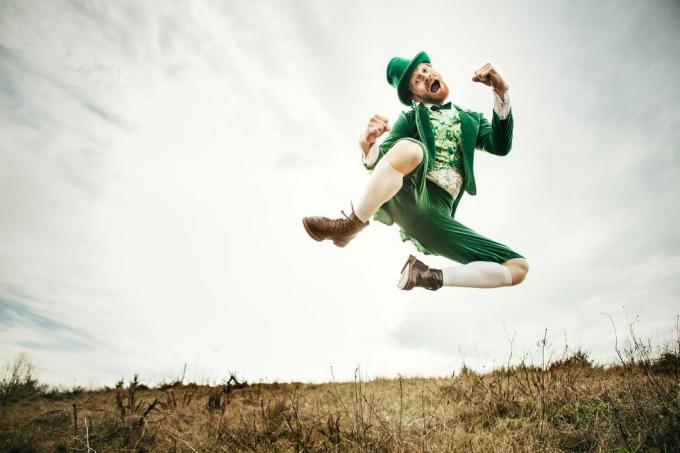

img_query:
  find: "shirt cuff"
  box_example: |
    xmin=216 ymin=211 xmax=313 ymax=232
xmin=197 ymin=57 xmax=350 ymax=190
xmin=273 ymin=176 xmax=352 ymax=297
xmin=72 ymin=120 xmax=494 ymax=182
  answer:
xmin=493 ymin=88 xmax=511 ymax=120
xmin=362 ymin=141 xmax=380 ymax=168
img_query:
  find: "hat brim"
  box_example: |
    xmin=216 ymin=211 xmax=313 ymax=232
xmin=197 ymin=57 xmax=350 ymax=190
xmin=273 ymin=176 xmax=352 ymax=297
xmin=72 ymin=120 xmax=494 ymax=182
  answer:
xmin=397 ymin=51 xmax=431 ymax=106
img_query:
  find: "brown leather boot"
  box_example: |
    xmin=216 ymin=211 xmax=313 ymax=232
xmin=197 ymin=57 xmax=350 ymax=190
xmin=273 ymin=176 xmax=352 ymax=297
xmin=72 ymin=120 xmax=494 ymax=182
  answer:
xmin=302 ymin=206 xmax=369 ymax=247
xmin=397 ymin=255 xmax=443 ymax=291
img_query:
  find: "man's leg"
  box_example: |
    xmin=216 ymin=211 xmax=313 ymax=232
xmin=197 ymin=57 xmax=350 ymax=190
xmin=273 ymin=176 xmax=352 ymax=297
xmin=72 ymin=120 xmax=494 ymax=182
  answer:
xmin=441 ymin=261 xmax=513 ymax=288
xmin=354 ymin=139 xmax=423 ymax=222
xmin=303 ymin=139 xmax=425 ymax=247
xmin=398 ymin=208 xmax=529 ymax=289
xmin=501 ymin=258 xmax=530 ymax=286
xmin=441 ymin=258 xmax=529 ymax=287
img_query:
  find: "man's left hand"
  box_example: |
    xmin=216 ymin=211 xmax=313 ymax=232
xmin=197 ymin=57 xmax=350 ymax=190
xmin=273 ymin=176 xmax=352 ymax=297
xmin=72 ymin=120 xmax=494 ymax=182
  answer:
xmin=472 ymin=63 xmax=507 ymax=97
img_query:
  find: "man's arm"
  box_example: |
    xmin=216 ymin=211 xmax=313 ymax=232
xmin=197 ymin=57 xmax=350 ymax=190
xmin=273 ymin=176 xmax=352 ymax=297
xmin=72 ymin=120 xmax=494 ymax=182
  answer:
xmin=476 ymin=88 xmax=513 ymax=156
xmin=471 ymin=63 xmax=514 ymax=156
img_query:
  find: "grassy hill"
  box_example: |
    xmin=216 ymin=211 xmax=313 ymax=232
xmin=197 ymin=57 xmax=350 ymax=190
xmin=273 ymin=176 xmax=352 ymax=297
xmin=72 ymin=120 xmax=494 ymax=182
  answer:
xmin=1 ymin=340 xmax=679 ymax=452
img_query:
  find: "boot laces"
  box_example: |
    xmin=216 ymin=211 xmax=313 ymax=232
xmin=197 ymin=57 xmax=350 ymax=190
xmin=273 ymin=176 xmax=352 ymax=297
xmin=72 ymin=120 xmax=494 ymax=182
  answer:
xmin=326 ymin=210 xmax=355 ymax=233
xmin=422 ymin=273 xmax=439 ymax=290
xmin=417 ymin=266 xmax=441 ymax=290
xmin=329 ymin=201 xmax=366 ymax=233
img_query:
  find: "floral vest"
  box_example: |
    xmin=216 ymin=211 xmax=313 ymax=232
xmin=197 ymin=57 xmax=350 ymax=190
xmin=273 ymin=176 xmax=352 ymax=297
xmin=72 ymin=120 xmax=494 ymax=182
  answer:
xmin=426 ymin=107 xmax=465 ymax=199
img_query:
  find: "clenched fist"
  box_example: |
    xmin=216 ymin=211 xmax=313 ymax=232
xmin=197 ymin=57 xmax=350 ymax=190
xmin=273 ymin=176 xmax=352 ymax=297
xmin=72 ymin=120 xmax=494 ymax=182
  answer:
xmin=359 ymin=114 xmax=390 ymax=155
xmin=471 ymin=63 xmax=508 ymax=97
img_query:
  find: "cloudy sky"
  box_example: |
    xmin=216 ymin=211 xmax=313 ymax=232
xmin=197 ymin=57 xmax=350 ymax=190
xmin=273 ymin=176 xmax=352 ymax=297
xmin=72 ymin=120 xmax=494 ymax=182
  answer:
xmin=1 ymin=0 xmax=678 ymax=387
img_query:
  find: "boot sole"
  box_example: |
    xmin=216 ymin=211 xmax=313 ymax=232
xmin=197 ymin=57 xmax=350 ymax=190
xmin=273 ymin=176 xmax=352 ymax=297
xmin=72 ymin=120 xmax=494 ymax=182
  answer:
xmin=302 ymin=218 xmax=349 ymax=248
xmin=397 ymin=255 xmax=417 ymax=290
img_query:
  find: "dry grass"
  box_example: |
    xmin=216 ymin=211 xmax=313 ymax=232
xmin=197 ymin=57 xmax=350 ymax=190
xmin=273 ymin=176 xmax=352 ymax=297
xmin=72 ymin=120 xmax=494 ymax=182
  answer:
xmin=1 ymin=325 xmax=679 ymax=452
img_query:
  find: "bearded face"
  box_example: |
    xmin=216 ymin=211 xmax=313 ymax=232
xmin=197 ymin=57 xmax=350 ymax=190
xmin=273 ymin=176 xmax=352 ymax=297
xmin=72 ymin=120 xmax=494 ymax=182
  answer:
xmin=408 ymin=63 xmax=450 ymax=105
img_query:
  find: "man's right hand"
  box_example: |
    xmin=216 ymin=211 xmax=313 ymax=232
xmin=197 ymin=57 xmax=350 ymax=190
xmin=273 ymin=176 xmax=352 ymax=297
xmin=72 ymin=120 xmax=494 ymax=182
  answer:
xmin=359 ymin=114 xmax=390 ymax=156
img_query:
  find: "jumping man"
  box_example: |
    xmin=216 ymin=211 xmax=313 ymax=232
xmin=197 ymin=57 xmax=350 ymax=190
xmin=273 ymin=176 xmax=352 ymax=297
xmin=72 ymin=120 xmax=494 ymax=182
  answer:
xmin=302 ymin=51 xmax=529 ymax=291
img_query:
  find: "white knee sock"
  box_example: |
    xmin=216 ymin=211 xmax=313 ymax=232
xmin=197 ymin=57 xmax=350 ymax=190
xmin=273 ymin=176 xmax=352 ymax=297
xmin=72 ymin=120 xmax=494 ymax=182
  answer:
xmin=442 ymin=261 xmax=512 ymax=288
xmin=354 ymin=157 xmax=404 ymax=223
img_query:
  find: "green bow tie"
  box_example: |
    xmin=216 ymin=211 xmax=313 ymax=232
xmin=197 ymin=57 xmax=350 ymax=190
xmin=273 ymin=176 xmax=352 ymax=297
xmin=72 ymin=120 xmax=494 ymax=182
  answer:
xmin=430 ymin=102 xmax=452 ymax=111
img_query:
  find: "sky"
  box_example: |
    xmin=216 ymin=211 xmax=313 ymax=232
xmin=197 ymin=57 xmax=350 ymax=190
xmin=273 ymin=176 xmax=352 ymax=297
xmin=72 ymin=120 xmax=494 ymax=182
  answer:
xmin=0 ymin=0 xmax=679 ymax=388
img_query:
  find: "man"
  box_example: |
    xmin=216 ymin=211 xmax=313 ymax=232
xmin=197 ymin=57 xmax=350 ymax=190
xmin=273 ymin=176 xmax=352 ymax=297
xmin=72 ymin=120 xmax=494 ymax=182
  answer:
xmin=303 ymin=51 xmax=529 ymax=291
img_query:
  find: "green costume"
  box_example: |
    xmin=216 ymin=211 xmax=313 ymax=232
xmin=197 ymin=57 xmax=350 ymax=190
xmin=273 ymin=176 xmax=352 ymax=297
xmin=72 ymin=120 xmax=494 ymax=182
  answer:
xmin=364 ymin=52 xmax=525 ymax=265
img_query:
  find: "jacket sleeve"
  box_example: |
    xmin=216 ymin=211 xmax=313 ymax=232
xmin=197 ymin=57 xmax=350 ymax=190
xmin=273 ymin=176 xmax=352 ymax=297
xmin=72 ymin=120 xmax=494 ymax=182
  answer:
xmin=362 ymin=111 xmax=413 ymax=171
xmin=475 ymin=108 xmax=513 ymax=156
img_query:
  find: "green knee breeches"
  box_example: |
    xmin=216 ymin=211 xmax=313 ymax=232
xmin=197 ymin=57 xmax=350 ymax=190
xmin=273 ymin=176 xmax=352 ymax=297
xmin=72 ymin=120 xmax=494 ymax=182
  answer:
xmin=382 ymin=176 xmax=525 ymax=265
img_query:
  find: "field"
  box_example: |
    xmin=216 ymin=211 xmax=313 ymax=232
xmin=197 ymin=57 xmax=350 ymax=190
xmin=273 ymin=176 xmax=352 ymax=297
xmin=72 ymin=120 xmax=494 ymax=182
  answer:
xmin=1 ymin=333 xmax=679 ymax=452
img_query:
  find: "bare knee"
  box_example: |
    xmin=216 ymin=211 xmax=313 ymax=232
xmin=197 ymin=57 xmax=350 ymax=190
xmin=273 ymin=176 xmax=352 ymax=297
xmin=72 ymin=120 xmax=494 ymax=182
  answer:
xmin=503 ymin=258 xmax=529 ymax=286
xmin=385 ymin=140 xmax=424 ymax=175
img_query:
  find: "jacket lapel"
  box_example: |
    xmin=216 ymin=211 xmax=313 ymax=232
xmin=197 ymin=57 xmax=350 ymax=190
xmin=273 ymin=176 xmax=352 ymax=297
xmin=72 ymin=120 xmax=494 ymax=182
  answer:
xmin=413 ymin=103 xmax=480 ymax=198
xmin=414 ymin=103 xmax=436 ymax=169
xmin=455 ymin=106 xmax=479 ymax=196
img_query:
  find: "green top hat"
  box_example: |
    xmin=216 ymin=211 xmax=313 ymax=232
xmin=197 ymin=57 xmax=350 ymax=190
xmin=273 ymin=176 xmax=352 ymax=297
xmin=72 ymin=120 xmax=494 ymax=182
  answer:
xmin=386 ymin=51 xmax=431 ymax=106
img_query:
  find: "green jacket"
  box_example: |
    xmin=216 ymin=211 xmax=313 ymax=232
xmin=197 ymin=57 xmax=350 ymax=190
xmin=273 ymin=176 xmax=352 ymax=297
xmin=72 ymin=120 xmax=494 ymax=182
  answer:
xmin=364 ymin=102 xmax=513 ymax=223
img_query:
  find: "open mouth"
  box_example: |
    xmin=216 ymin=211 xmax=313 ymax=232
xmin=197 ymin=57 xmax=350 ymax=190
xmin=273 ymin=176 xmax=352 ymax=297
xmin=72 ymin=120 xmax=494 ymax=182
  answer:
xmin=429 ymin=79 xmax=441 ymax=94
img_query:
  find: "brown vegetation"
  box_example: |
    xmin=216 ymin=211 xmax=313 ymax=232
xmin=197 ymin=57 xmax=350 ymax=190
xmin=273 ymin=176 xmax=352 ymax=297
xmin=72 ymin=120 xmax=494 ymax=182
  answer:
xmin=1 ymin=327 xmax=679 ymax=452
